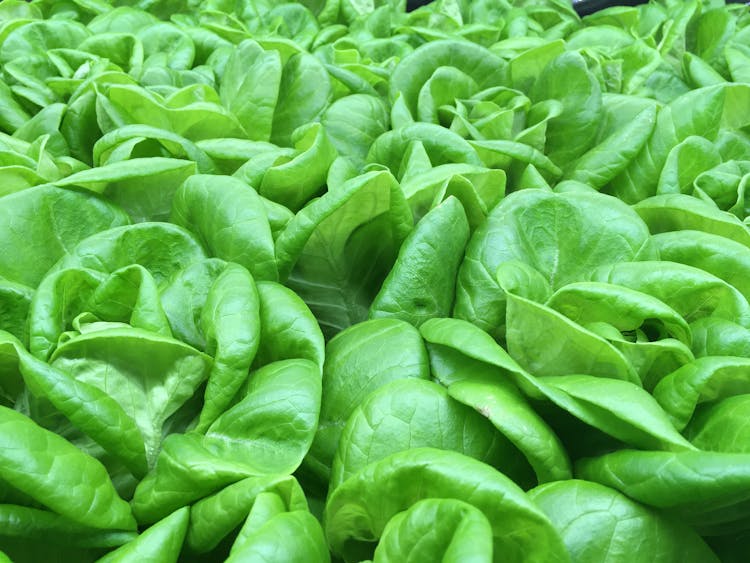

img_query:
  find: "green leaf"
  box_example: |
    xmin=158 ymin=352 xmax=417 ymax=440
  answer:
xmin=367 ymin=123 xmax=483 ymax=177
xmin=447 ymin=377 xmax=572 ymax=485
xmin=0 ymin=505 xmax=134 ymax=552
xmin=204 ymin=358 xmax=321 ymax=474
xmin=226 ymin=510 xmax=330 ymax=563
xmin=171 ymin=174 xmax=277 ymax=281
xmin=651 ymin=230 xmax=750 ymax=302
xmin=656 ymin=136 xmax=722 ymax=196
xmin=254 ymin=281 xmax=325 ymax=369
xmin=529 ymin=480 xmax=719 ymax=563
xmin=389 ymin=40 xmax=508 ymax=118
xmin=609 ymin=86 xmax=726 ymax=203
xmin=131 ymin=432 xmax=256 ymax=525
xmin=219 ymin=39 xmax=282 ymax=141
xmin=321 ymin=94 xmax=389 ymax=166
xmin=589 ymin=261 xmax=750 ymax=329
xmin=576 ymin=450 xmax=750 ymax=534
xmin=690 ymin=317 xmax=750 ymax=358
xmin=196 ymin=263 xmax=260 ymax=431
xmin=373 ymin=499 xmax=493 ymax=563
xmin=504 ymin=289 xmax=640 ymax=384
xmin=634 ymin=193 xmax=750 ymax=249
xmin=330 ymin=378 xmax=533 ymax=491
xmin=325 ymin=448 xmax=569 ymax=563
xmin=454 ymin=189 xmax=649 ymax=340
xmin=1 ymin=331 xmax=149 ymax=477
xmin=530 ymin=51 xmax=602 ymax=165
xmin=255 ymin=122 xmax=338 ymax=212
xmin=275 ymin=171 xmax=412 ymax=338
xmin=187 ymin=474 xmax=307 ymax=553
xmin=369 ymin=196 xmax=470 ymax=327
xmin=28 ymin=268 xmax=104 ymax=360
xmin=92 ymin=125 xmax=215 ymax=173
xmin=51 ymin=222 xmax=206 ymax=288
xmin=55 ymin=157 xmax=197 ymax=223
xmin=306 ymin=318 xmax=429 ymax=483
xmin=96 ymin=508 xmax=189 ymax=563
xmin=0 ymin=280 xmax=33 ymax=347
xmin=50 ymin=327 xmax=212 ymax=465
xmin=653 ymin=356 xmax=750 ymax=431
xmin=0 ymin=185 xmax=129 ymax=288
xmin=539 ymin=375 xmax=695 ymax=452
xmin=0 ymin=405 xmax=135 ymax=530
xmin=563 ymin=105 xmax=656 ymax=189
xmin=421 ymin=318 xmax=695 ymax=453
xmin=271 ymin=52 xmax=331 ymax=146
xmin=685 ymin=394 xmax=750 ymax=454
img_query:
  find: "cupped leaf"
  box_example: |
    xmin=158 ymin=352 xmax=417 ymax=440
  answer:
xmin=254 ymin=280 xmax=324 ymax=369
xmin=28 ymin=268 xmax=105 ymax=360
xmin=219 ymin=39 xmax=281 ymax=142
xmin=399 ymin=163 xmax=505 ymax=229
xmin=685 ymin=394 xmax=750 ymax=454
xmin=0 ymin=19 xmax=89 ymax=63
xmin=0 ymin=405 xmax=135 ymax=530
xmin=98 ymin=84 xmax=245 ymax=141
xmin=373 ymin=498 xmax=493 ymax=563
xmin=657 ymin=136 xmax=722 ymax=196
xmin=186 ymin=474 xmax=308 ymax=553
xmin=369 ymin=196 xmax=470 ymax=327
xmin=0 ymin=280 xmax=33 ymax=346
xmin=651 ymin=230 xmax=750 ymax=302
xmin=170 ymin=175 xmax=277 ymax=280
xmin=589 ymin=261 xmax=750 ymax=328
xmin=321 ymin=94 xmax=389 ymax=166
xmin=96 ymin=507 xmax=189 ymax=563
xmin=545 ymin=281 xmax=694 ymax=388
xmin=226 ymin=510 xmax=330 ymax=563
xmin=421 ymin=318 xmax=695 ymax=454
xmin=504 ymin=288 xmax=640 ymax=384
xmin=50 ymin=222 xmax=206 ymax=288
xmin=367 ymin=123 xmax=483 ymax=177
xmin=609 ymin=85 xmax=726 ymax=203
xmin=530 ymin=51 xmax=603 ymax=165
xmin=324 ymin=448 xmax=569 ymax=563
xmin=389 ymin=40 xmax=508 ymax=117
xmin=690 ymin=317 xmax=750 ymax=358
xmin=253 ymin=122 xmax=338 ymax=212
xmin=539 ymin=375 xmax=695 ymax=453
xmin=271 ymin=51 xmax=331 ymax=146
xmin=454 ymin=189 xmax=649 ymax=339
xmin=529 ymin=480 xmax=719 ymax=563
xmin=0 ymin=185 xmax=129 ymax=288
xmin=331 ymin=378 xmax=533 ymax=491
xmin=274 ymin=170 xmax=412 ymax=338
xmin=50 ymin=327 xmax=212 ymax=465
xmin=576 ymin=449 xmax=750 ymax=534
xmin=1 ymin=331 xmax=148 ymax=477
xmin=55 ymin=157 xmax=197 ymax=223
xmin=196 ymin=262 xmax=260 ymax=431
xmin=306 ymin=318 xmax=429 ymax=483
xmin=547 ymin=282 xmax=691 ymax=346
xmin=92 ymin=125 xmax=215 ymax=173
xmin=131 ymin=432 xmax=256 ymax=525
xmin=633 ymin=193 xmax=750 ymax=248
xmin=563 ymin=105 xmax=656 ymax=189
xmin=203 ymin=358 xmax=321 ymax=474
xmin=653 ymin=356 xmax=750 ymax=431
xmin=447 ymin=357 xmax=572 ymax=482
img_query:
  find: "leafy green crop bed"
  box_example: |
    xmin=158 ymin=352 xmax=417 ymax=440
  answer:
xmin=0 ymin=0 xmax=749 ymax=561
